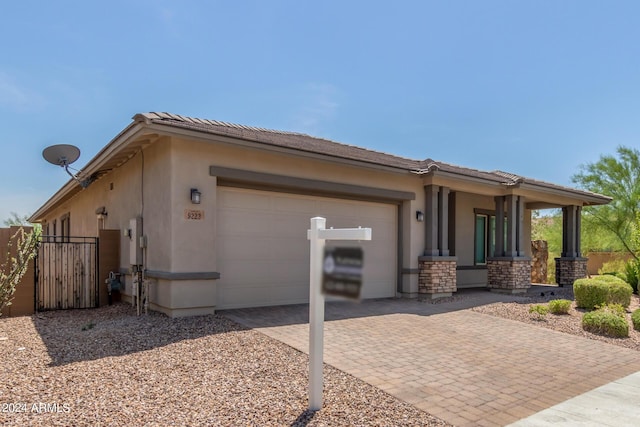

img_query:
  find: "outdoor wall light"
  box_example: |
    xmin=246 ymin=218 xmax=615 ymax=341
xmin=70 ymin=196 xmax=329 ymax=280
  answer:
xmin=190 ymin=188 xmax=202 ymax=204
xmin=416 ymin=210 xmax=425 ymax=222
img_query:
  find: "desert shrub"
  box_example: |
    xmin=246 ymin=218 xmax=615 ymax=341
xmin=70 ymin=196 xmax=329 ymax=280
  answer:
xmin=598 ymin=258 xmax=627 ymax=276
xmin=595 ymin=303 xmax=626 ymax=317
xmin=529 ymin=304 xmax=549 ymax=320
xmin=582 ymin=304 xmax=629 ymax=338
xmin=622 ymin=260 xmax=640 ymax=294
xmin=607 ymin=280 xmax=633 ymax=308
xmin=548 ymin=299 xmax=572 ymax=314
xmin=574 ymin=278 xmax=610 ymax=309
xmin=632 ymin=309 xmax=640 ymax=331
xmin=574 ymin=276 xmax=632 ymax=310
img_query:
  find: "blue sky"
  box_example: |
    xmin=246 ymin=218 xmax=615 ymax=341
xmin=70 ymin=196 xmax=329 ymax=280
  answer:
xmin=1 ymin=1 xmax=639 ymax=222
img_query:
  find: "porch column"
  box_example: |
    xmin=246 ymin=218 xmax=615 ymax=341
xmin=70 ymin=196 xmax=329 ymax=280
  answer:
xmin=517 ymin=196 xmax=525 ymax=257
xmin=494 ymin=196 xmax=504 ymax=257
xmin=419 ymin=185 xmax=457 ymax=299
xmin=562 ymin=205 xmax=578 ymax=258
xmin=438 ymin=186 xmax=450 ymax=257
xmin=487 ymin=195 xmax=531 ymax=294
xmin=424 ymin=185 xmax=439 ymax=256
xmin=556 ymin=205 xmax=587 ymax=286
xmin=505 ymin=195 xmax=518 ymax=257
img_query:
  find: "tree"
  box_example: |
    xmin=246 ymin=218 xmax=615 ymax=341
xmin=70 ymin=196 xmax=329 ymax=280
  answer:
xmin=3 ymin=212 xmax=31 ymax=227
xmin=572 ymin=146 xmax=640 ymax=260
xmin=0 ymin=227 xmax=39 ymax=316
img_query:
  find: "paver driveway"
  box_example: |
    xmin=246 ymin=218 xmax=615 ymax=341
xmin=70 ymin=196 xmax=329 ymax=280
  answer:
xmin=222 ymin=292 xmax=639 ymax=427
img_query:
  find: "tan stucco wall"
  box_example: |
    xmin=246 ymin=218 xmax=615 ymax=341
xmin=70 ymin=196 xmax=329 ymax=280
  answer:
xmin=168 ymin=141 xmax=217 ymax=273
xmin=171 ymin=136 xmax=424 ymax=282
xmin=40 ymin=139 xmax=173 ymax=273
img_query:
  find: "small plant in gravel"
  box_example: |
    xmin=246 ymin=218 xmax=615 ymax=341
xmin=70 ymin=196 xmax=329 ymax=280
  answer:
xmin=574 ymin=276 xmax=632 ymax=310
xmin=529 ymin=304 xmax=549 ymax=320
xmin=81 ymin=322 xmax=96 ymax=331
xmin=582 ymin=304 xmax=629 ymax=338
xmin=632 ymin=309 xmax=640 ymax=331
xmin=548 ymin=299 xmax=572 ymax=314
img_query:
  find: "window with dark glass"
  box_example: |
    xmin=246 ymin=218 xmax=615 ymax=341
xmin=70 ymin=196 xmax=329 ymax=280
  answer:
xmin=474 ymin=213 xmax=506 ymax=265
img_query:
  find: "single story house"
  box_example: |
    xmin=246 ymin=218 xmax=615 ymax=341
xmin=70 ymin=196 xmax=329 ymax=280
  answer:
xmin=30 ymin=112 xmax=611 ymax=317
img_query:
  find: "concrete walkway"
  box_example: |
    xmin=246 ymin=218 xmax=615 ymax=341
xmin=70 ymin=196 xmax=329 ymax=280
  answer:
xmin=507 ymin=371 xmax=640 ymax=426
xmin=222 ymin=292 xmax=640 ymax=427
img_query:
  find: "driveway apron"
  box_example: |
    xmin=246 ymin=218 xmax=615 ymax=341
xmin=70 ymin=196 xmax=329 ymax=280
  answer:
xmin=222 ymin=294 xmax=639 ymax=427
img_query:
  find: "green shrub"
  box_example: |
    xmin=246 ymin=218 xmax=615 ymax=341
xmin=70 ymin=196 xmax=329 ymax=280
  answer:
xmin=596 ymin=303 xmax=626 ymax=317
xmin=632 ymin=309 xmax=640 ymax=331
xmin=607 ymin=280 xmax=633 ymax=308
xmin=574 ymin=276 xmax=632 ymax=310
xmin=598 ymin=258 xmax=627 ymax=276
xmin=529 ymin=304 xmax=549 ymax=320
xmin=574 ymin=278 xmax=610 ymax=309
xmin=548 ymin=299 xmax=572 ymax=314
xmin=582 ymin=305 xmax=629 ymax=338
xmin=622 ymin=260 xmax=640 ymax=294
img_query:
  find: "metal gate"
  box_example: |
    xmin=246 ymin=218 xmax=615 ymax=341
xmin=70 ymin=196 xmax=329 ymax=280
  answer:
xmin=36 ymin=236 xmax=99 ymax=310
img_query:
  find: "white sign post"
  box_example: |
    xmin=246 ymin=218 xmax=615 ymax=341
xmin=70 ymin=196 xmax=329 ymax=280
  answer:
xmin=307 ymin=217 xmax=372 ymax=411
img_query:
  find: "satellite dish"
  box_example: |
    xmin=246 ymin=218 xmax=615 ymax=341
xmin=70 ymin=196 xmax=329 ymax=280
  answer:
xmin=43 ymin=144 xmax=81 ymax=167
xmin=42 ymin=144 xmax=92 ymax=188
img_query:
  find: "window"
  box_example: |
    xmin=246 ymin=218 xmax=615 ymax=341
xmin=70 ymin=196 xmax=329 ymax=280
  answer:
xmin=475 ymin=214 xmax=487 ymax=264
xmin=60 ymin=213 xmax=70 ymax=242
xmin=474 ymin=212 xmax=507 ymax=265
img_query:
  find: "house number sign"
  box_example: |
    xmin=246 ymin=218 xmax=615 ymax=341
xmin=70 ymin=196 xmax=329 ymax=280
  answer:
xmin=184 ymin=209 xmax=204 ymax=220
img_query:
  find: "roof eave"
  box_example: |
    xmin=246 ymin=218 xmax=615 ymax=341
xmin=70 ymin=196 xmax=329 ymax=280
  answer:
xmin=29 ymin=120 xmax=148 ymax=223
xmin=143 ymin=120 xmax=416 ymax=175
xmin=518 ymin=182 xmax=612 ymax=206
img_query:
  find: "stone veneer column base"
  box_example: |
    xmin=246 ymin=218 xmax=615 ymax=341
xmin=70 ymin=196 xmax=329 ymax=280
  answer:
xmin=418 ymin=256 xmax=457 ymax=298
xmin=555 ymin=257 xmax=588 ymax=287
xmin=487 ymin=257 xmax=531 ymax=293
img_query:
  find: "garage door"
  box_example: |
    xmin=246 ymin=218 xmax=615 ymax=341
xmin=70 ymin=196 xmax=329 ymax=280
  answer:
xmin=216 ymin=187 xmax=397 ymax=309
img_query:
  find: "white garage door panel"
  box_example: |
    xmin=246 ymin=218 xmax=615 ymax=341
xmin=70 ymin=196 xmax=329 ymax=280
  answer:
xmin=217 ymin=187 xmax=397 ymax=309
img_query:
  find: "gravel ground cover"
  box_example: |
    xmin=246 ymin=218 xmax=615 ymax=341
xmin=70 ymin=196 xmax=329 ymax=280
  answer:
xmin=0 ymin=303 xmax=450 ymax=427
xmin=472 ymin=288 xmax=640 ymax=351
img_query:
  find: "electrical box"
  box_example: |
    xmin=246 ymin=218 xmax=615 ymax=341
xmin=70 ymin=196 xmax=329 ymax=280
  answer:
xmin=129 ymin=217 xmax=143 ymax=265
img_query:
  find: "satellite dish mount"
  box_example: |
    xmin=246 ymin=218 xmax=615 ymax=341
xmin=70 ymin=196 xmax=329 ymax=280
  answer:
xmin=42 ymin=144 xmax=92 ymax=188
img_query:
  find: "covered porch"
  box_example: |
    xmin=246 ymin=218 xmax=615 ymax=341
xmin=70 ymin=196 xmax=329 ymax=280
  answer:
xmin=412 ymin=168 xmax=609 ymax=298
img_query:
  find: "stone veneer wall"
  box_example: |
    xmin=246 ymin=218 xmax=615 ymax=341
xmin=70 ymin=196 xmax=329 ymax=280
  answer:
xmin=418 ymin=257 xmax=457 ymax=296
xmin=531 ymin=240 xmax=548 ymax=283
xmin=487 ymin=258 xmax=531 ymax=293
xmin=555 ymin=257 xmax=588 ymax=287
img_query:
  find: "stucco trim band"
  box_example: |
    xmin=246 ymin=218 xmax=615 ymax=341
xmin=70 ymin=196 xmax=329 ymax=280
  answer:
xmin=210 ymin=165 xmax=416 ymax=202
xmin=145 ymin=270 xmax=221 ymax=280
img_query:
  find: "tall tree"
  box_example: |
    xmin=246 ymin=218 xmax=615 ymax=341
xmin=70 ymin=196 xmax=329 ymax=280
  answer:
xmin=572 ymin=146 xmax=640 ymax=259
xmin=3 ymin=212 xmax=31 ymax=227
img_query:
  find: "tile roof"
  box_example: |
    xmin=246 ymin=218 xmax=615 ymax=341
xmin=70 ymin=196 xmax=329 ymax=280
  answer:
xmin=138 ymin=112 xmax=421 ymax=170
xmin=138 ymin=112 xmax=610 ymax=202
